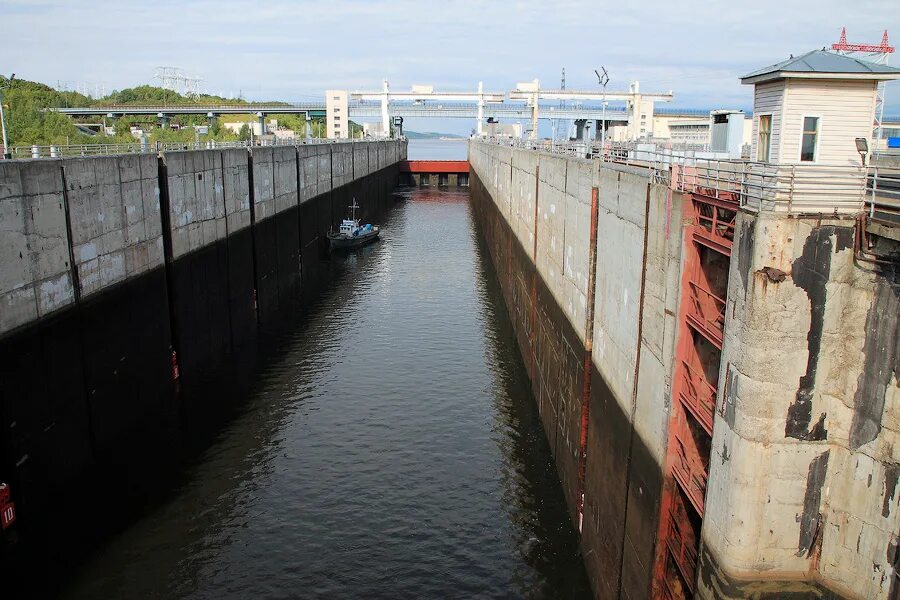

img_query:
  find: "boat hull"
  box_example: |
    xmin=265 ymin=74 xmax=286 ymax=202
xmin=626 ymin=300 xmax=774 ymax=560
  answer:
xmin=328 ymin=229 xmax=380 ymax=250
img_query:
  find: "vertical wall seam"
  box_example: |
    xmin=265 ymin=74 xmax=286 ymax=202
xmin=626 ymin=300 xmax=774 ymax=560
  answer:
xmin=577 ymin=185 xmax=600 ymax=531
xmin=59 ymin=163 xmax=97 ymax=455
xmin=295 ymin=146 xmax=303 ymax=271
xmin=59 ymin=165 xmax=82 ymax=305
xmin=533 ymin=164 xmax=540 ymax=261
xmin=616 ymin=181 xmax=653 ymax=599
xmin=246 ymin=149 xmax=259 ymax=323
xmin=271 ymin=149 xmax=279 ymax=308
xmin=219 ymin=151 xmax=235 ymax=352
xmin=156 ymin=151 xmax=183 ymax=400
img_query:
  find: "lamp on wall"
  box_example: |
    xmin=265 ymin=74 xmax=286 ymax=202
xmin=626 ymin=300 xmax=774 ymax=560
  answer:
xmin=855 ymin=137 xmax=869 ymax=167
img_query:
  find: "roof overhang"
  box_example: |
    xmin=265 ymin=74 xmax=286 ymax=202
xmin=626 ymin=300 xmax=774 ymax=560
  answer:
xmin=741 ymin=71 xmax=900 ymax=85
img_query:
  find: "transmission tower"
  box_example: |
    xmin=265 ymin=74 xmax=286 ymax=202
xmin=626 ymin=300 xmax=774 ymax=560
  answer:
xmin=831 ymin=27 xmax=895 ymax=140
xmin=155 ymin=66 xmax=205 ymax=98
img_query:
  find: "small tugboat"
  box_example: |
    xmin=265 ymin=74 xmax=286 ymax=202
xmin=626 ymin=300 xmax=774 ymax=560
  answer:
xmin=328 ymin=198 xmax=380 ymax=251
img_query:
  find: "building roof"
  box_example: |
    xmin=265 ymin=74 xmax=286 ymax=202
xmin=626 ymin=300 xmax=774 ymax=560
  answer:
xmin=741 ymin=49 xmax=900 ymax=84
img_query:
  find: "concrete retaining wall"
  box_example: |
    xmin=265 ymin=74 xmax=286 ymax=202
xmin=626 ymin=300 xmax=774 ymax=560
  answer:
xmin=473 ymin=139 xmax=900 ymax=599
xmin=469 ymin=139 xmax=684 ymax=598
xmin=0 ymin=139 xmax=405 ymax=519
xmin=0 ymin=160 xmax=76 ymax=332
xmin=64 ymin=153 xmax=164 ymax=298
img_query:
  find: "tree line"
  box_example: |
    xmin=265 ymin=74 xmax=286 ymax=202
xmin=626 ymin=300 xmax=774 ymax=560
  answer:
xmin=1 ymin=76 xmax=336 ymax=147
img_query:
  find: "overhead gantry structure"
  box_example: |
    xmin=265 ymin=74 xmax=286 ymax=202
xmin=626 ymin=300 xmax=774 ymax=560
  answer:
xmin=49 ymin=79 xmax=675 ymax=140
xmin=509 ymin=79 xmax=675 ymax=139
xmin=350 ymin=81 xmax=506 ymax=136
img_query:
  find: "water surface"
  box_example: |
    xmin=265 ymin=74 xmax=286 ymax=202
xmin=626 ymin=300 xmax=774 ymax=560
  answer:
xmin=59 ymin=187 xmax=590 ymax=599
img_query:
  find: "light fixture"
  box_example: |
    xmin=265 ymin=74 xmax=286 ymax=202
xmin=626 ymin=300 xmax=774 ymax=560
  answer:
xmin=855 ymin=137 xmax=869 ymax=166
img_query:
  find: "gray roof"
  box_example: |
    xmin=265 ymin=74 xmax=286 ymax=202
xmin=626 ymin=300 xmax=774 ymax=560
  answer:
xmin=741 ymin=49 xmax=900 ymax=82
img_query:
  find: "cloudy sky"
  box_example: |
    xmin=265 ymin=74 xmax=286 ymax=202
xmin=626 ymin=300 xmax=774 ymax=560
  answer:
xmin=3 ymin=0 xmax=898 ymax=133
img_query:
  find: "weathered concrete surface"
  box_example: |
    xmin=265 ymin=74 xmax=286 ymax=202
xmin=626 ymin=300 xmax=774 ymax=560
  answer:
xmin=700 ymin=210 xmax=900 ymax=600
xmin=583 ymin=163 xmax=683 ymax=600
xmin=332 ymin=142 xmax=353 ymax=189
xmin=250 ymin=146 xmax=276 ymax=222
xmin=63 ymin=154 xmax=163 ymax=297
xmin=469 ymin=142 xmax=601 ymax=346
xmin=163 ymin=150 xmax=227 ymax=260
xmin=469 ymin=139 xmax=683 ymax=599
xmin=353 ymin=142 xmax=370 ymax=179
xmin=0 ymin=160 xmax=75 ymax=334
xmin=221 ymin=148 xmax=252 ymax=235
xmin=0 ymin=138 xmax=405 ymax=532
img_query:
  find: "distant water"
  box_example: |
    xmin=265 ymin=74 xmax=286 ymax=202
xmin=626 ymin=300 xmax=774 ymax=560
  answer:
xmin=407 ymin=138 xmax=468 ymax=160
xmin=55 ymin=188 xmax=591 ymax=599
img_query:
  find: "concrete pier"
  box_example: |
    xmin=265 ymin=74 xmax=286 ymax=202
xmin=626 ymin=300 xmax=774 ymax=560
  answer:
xmin=469 ymin=138 xmax=900 ymax=599
xmin=0 ymin=139 xmax=406 ymax=516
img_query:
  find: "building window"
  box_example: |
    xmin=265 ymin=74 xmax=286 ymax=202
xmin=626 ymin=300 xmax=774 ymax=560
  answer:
xmin=800 ymin=116 xmax=819 ymax=162
xmin=334 ymin=107 xmax=341 ymax=112
xmin=757 ymin=114 xmax=772 ymax=162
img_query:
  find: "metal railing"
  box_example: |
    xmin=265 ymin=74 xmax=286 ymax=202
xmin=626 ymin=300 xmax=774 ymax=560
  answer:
xmin=477 ymin=137 xmax=900 ymax=216
xmin=1 ymin=136 xmax=396 ymax=159
xmin=866 ymin=164 xmax=900 ymax=219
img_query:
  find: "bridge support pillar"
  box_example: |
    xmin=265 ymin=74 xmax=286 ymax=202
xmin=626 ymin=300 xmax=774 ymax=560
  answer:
xmin=305 ymin=115 xmax=312 ymax=140
xmin=381 ymin=80 xmax=391 ymax=138
xmin=256 ymin=112 xmax=266 ymax=138
xmin=157 ymin=113 xmax=170 ymax=129
xmin=476 ymin=81 xmax=485 ymax=137
xmin=574 ymin=119 xmax=586 ymax=141
xmin=207 ymin=112 xmax=216 ymax=129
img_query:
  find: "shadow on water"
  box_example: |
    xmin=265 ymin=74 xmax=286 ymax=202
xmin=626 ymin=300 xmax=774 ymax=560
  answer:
xmin=5 ymin=184 xmax=592 ymax=599
xmin=2 ymin=193 xmax=403 ymax=599
xmin=470 ymin=206 xmax=593 ymax=599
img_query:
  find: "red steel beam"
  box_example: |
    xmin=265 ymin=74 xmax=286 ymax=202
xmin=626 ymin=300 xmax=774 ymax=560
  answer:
xmin=399 ymin=160 xmax=470 ymax=173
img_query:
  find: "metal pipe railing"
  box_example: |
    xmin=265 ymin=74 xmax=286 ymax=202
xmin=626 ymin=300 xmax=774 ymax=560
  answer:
xmin=477 ymin=137 xmax=900 ymax=216
xmin=2 ymin=136 xmax=397 ymax=159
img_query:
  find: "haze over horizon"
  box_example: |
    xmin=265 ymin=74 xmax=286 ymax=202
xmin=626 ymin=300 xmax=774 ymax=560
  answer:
xmin=2 ymin=0 xmax=898 ymax=135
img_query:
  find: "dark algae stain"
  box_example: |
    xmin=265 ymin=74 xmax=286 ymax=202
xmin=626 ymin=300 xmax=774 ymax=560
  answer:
xmin=797 ymin=450 xmax=830 ymax=557
xmin=738 ymin=217 xmax=755 ymax=296
xmin=883 ymin=464 xmax=900 ymax=519
xmin=786 ymin=226 xmax=852 ymax=441
xmin=849 ymin=270 xmax=900 ymax=450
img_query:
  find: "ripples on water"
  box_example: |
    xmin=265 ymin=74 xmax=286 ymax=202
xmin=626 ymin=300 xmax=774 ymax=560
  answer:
xmin=59 ymin=187 xmax=591 ymax=599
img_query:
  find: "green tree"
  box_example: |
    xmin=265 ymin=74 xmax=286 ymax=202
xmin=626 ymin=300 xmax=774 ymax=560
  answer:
xmin=238 ymin=123 xmax=251 ymax=141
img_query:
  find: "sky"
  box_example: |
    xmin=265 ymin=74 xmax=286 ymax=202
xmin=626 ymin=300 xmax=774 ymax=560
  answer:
xmin=2 ymin=0 xmax=899 ymax=135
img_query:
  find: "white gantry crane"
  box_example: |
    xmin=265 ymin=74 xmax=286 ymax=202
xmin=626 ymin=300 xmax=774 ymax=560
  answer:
xmin=509 ymin=79 xmax=674 ymax=140
xmin=351 ymin=81 xmax=505 ymax=136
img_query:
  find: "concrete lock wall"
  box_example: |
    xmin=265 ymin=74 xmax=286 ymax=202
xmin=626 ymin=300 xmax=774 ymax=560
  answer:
xmin=0 ymin=160 xmax=76 ymax=333
xmin=472 ymin=139 xmax=900 ymax=599
xmin=0 ymin=139 xmax=405 ymax=517
xmin=469 ymin=139 xmax=684 ymax=598
xmin=700 ymin=212 xmax=900 ymax=600
xmin=583 ymin=164 xmax=683 ymax=600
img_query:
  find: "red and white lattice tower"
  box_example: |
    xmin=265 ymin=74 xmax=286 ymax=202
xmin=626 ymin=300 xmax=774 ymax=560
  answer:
xmin=832 ymin=27 xmax=895 ymax=140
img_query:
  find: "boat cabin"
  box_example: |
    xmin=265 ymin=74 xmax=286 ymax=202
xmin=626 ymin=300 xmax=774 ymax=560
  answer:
xmin=339 ymin=219 xmax=359 ymax=235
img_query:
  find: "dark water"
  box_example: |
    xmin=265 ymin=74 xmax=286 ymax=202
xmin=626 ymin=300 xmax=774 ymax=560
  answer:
xmin=57 ymin=188 xmax=591 ymax=599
